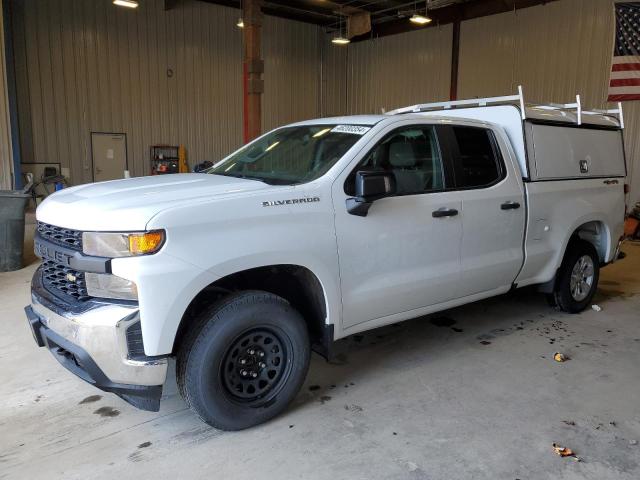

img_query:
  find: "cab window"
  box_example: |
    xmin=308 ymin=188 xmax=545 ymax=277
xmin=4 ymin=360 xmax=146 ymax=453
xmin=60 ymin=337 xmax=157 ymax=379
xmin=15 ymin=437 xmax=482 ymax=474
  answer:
xmin=345 ymin=126 xmax=444 ymax=196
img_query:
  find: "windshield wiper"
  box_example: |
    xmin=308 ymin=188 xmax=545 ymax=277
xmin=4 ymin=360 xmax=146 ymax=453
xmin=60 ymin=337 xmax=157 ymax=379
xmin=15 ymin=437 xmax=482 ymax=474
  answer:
xmin=214 ymin=172 xmax=301 ymax=186
xmin=214 ymin=172 xmax=268 ymax=184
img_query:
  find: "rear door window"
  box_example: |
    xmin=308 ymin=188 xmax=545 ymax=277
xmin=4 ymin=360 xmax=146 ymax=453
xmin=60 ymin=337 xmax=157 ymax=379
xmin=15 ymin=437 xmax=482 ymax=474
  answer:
xmin=451 ymin=126 xmax=504 ymax=188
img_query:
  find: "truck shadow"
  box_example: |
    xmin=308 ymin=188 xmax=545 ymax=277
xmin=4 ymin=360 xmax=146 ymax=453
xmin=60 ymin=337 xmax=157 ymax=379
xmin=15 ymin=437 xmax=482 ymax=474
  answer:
xmin=289 ymin=282 xmax=634 ymax=413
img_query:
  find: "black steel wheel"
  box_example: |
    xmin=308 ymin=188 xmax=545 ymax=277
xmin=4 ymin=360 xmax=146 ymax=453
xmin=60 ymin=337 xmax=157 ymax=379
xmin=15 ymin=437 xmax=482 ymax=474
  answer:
xmin=221 ymin=327 xmax=292 ymax=405
xmin=177 ymin=291 xmax=310 ymax=430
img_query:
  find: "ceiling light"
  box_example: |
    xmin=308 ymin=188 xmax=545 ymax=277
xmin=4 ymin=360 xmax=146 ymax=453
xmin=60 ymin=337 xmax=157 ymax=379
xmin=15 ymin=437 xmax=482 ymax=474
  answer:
xmin=410 ymin=13 xmax=431 ymax=25
xmin=113 ymin=0 xmax=139 ymax=8
xmin=332 ymin=9 xmax=350 ymax=46
xmin=332 ymin=36 xmax=350 ymax=45
xmin=236 ymin=18 xmax=244 ymax=28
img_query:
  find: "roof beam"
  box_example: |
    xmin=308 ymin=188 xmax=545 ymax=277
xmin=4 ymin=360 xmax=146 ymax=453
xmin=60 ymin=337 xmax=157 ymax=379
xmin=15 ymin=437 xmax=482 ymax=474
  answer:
xmin=350 ymin=0 xmax=560 ymax=42
xmin=198 ymin=0 xmax=333 ymax=25
xmin=196 ymin=0 xmax=560 ymax=34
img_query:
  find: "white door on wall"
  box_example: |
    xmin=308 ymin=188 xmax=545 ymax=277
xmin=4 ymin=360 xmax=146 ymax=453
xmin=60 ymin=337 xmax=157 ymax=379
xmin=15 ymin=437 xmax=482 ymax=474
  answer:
xmin=91 ymin=133 xmax=127 ymax=182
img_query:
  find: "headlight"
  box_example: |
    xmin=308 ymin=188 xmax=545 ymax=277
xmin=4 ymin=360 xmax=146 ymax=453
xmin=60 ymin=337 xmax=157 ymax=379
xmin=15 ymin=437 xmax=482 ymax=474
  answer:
xmin=82 ymin=230 xmax=165 ymax=257
xmin=85 ymin=273 xmax=138 ymax=301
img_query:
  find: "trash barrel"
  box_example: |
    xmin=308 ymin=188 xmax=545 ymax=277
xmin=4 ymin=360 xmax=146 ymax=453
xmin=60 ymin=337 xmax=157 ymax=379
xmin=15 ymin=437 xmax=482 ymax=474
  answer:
xmin=0 ymin=191 xmax=31 ymax=272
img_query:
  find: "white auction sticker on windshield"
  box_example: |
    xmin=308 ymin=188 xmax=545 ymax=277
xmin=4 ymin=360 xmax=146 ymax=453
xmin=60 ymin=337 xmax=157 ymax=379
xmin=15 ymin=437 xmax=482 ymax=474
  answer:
xmin=331 ymin=125 xmax=371 ymax=135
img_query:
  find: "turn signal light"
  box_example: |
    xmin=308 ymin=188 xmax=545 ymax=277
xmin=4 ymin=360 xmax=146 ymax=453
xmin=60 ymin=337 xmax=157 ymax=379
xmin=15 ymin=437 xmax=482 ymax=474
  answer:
xmin=128 ymin=231 xmax=165 ymax=255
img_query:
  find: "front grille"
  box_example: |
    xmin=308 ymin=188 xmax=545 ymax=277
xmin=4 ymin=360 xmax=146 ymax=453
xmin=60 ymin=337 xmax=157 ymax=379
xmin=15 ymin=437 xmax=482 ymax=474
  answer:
xmin=42 ymin=260 xmax=91 ymax=302
xmin=37 ymin=222 xmax=83 ymax=251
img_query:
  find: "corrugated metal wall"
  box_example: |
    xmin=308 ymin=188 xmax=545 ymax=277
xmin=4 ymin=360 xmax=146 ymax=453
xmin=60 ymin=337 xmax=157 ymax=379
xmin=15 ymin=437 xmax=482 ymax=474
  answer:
xmin=12 ymin=0 xmax=322 ymax=184
xmin=0 ymin=0 xmax=13 ymax=190
xmin=13 ymin=0 xmax=244 ymax=182
xmin=319 ymin=31 xmax=347 ymax=118
xmin=458 ymin=0 xmax=639 ymax=204
xmin=11 ymin=0 xmax=640 ymax=203
xmin=346 ymin=25 xmax=452 ymax=114
xmin=262 ymin=15 xmax=321 ymax=132
xmin=458 ymin=0 xmax=613 ymax=101
xmin=320 ymin=0 xmax=639 ymax=204
xmin=320 ymin=26 xmax=452 ymax=116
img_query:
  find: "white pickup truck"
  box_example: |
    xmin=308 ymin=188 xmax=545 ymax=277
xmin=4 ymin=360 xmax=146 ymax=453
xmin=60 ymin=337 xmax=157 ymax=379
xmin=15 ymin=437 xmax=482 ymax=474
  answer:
xmin=25 ymin=90 xmax=627 ymax=430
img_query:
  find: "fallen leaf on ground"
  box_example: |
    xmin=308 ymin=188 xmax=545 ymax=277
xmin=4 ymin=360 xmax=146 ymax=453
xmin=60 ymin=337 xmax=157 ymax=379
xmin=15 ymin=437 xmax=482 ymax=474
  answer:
xmin=344 ymin=404 xmax=364 ymax=413
xmin=552 ymin=443 xmax=576 ymax=458
xmin=554 ymin=352 xmax=569 ymax=362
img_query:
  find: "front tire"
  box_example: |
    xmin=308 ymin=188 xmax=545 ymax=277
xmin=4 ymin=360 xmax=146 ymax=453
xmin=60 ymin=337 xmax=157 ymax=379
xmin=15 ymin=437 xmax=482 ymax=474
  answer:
xmin=176 ymin=291 xmax=310 ymax=430
xmin=552 ymin=239 xmax=600 ymax=313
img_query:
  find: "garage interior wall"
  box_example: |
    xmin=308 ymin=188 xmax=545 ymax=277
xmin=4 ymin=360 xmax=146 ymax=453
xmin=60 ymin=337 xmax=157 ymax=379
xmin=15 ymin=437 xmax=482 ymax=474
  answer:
xmin=320 ymin=0 xmax=639 ymax=205
xmin=9 ymin=0 xmax=640 ymax=205
xmin=457 ymin=0 xmax=639 ymax=205
xmin=320 ymin=25 xmax=452 ymax=116
xmin=262 ymin=15 xmax=321 ymax=132
xmin=11 ymin=0 xmax=321 ymax=184
xmin=0 ymin=0 xmax=13 ymax=190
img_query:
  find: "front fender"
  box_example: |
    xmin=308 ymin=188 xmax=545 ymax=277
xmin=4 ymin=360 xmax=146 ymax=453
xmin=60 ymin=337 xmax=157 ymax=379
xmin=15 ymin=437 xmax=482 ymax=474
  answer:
xmin=133 ymin=187 xmax=340 ymax=355
xmin=111 ymin=250 xmax=221 ymax=356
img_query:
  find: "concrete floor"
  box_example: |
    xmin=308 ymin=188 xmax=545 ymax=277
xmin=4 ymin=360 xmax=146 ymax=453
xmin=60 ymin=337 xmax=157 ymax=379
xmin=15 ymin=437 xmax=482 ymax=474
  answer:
xmin=1 ymin=219 xmax=640 ymax=480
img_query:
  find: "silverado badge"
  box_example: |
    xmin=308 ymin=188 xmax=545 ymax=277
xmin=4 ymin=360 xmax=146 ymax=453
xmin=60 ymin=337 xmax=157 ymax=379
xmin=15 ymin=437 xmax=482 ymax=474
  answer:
xmin=262 ymin=197 xmax=320 ymax=207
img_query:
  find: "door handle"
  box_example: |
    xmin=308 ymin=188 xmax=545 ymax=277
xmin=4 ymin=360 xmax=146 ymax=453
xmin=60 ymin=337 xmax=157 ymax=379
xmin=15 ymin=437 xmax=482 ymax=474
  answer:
xmin=432 ymin=208 xmax=459 ymax=218
xmin=501 ymin=201 xmax=521 ymax=210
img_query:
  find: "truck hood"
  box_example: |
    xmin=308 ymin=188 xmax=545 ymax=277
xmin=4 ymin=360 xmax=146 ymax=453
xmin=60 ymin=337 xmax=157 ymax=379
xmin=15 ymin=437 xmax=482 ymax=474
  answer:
xmin=36 ymin=174 xmax=271 ymax=231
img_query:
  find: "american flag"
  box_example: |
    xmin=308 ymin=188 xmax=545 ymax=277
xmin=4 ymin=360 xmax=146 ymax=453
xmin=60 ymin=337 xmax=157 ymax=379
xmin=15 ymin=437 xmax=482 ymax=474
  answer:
xmin=609 ymin=2 xmax=640 ymax=101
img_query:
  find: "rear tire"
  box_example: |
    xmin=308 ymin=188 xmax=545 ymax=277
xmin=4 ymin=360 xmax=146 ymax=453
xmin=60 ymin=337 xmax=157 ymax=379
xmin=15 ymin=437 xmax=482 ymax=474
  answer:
xmin=552 ymin=239 xmax=600 ymax=313
xmin=176 ymin=291 xmax=310 ymax=430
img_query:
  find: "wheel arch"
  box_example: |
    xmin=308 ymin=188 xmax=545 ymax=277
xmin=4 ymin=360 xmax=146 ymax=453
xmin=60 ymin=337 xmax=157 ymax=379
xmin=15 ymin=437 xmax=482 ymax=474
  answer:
xmin=572 ymin=220 xmax=611 ymax=263
xmin=561 ymin=217 xmax=612 ymax=266
xmin=172 ymin=264 xmax=333 ymax=359
xmin=538 ymin=217 xmax=611 ymax=293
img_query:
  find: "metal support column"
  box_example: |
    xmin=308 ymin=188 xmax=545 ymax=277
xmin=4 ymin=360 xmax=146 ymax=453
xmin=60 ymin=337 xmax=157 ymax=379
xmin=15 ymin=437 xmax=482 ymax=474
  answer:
xmin=2 ymin=0 xmax=20 ymax=188
xmin=449 ymin=20 xmax=460 ymax=101
xmin=242 ymin=0 xmax=263 ymax=143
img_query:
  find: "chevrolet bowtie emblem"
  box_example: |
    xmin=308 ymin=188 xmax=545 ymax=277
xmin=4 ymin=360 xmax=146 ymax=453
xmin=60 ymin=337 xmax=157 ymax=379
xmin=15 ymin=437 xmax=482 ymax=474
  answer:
xmin=66 ymin=272 xmax=77 ymax=282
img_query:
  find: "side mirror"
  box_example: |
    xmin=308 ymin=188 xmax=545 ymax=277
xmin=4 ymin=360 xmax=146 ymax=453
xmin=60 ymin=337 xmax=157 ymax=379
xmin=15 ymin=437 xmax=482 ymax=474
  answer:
xmin=346 ymin=171 xmax=396 ymax=216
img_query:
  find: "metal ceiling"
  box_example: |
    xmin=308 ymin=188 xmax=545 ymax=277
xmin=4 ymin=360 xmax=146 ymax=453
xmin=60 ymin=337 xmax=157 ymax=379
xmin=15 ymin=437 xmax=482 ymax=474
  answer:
xmin=198 ymin=0 xmax=473 ymax=27
xmin=197 ymin=0 xmax=559 ymax=41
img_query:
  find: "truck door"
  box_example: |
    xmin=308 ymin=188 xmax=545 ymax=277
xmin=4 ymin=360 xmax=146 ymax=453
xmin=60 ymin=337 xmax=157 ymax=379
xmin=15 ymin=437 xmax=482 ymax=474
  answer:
xmin=441 ymin=124 xmax=526 ymax=296
xmin=332 ymin=123 xmax=462 ymax=330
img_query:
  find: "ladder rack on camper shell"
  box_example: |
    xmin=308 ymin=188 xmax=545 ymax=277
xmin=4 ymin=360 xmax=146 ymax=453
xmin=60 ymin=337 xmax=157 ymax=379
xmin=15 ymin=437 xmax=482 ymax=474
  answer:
xmin=386 ymin=85 xmax=625 ymax=129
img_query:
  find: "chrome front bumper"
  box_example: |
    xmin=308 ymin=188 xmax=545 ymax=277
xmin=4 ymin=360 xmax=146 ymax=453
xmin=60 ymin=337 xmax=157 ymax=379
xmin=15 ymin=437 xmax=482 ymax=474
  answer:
xmin=26 ymin=268 xmax=168 ymax=411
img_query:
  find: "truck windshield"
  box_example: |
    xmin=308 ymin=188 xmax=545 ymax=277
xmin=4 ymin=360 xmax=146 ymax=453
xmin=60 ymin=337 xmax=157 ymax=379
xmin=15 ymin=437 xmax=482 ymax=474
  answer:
xmin=205 ymin=125 xmax=368 ymax=185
